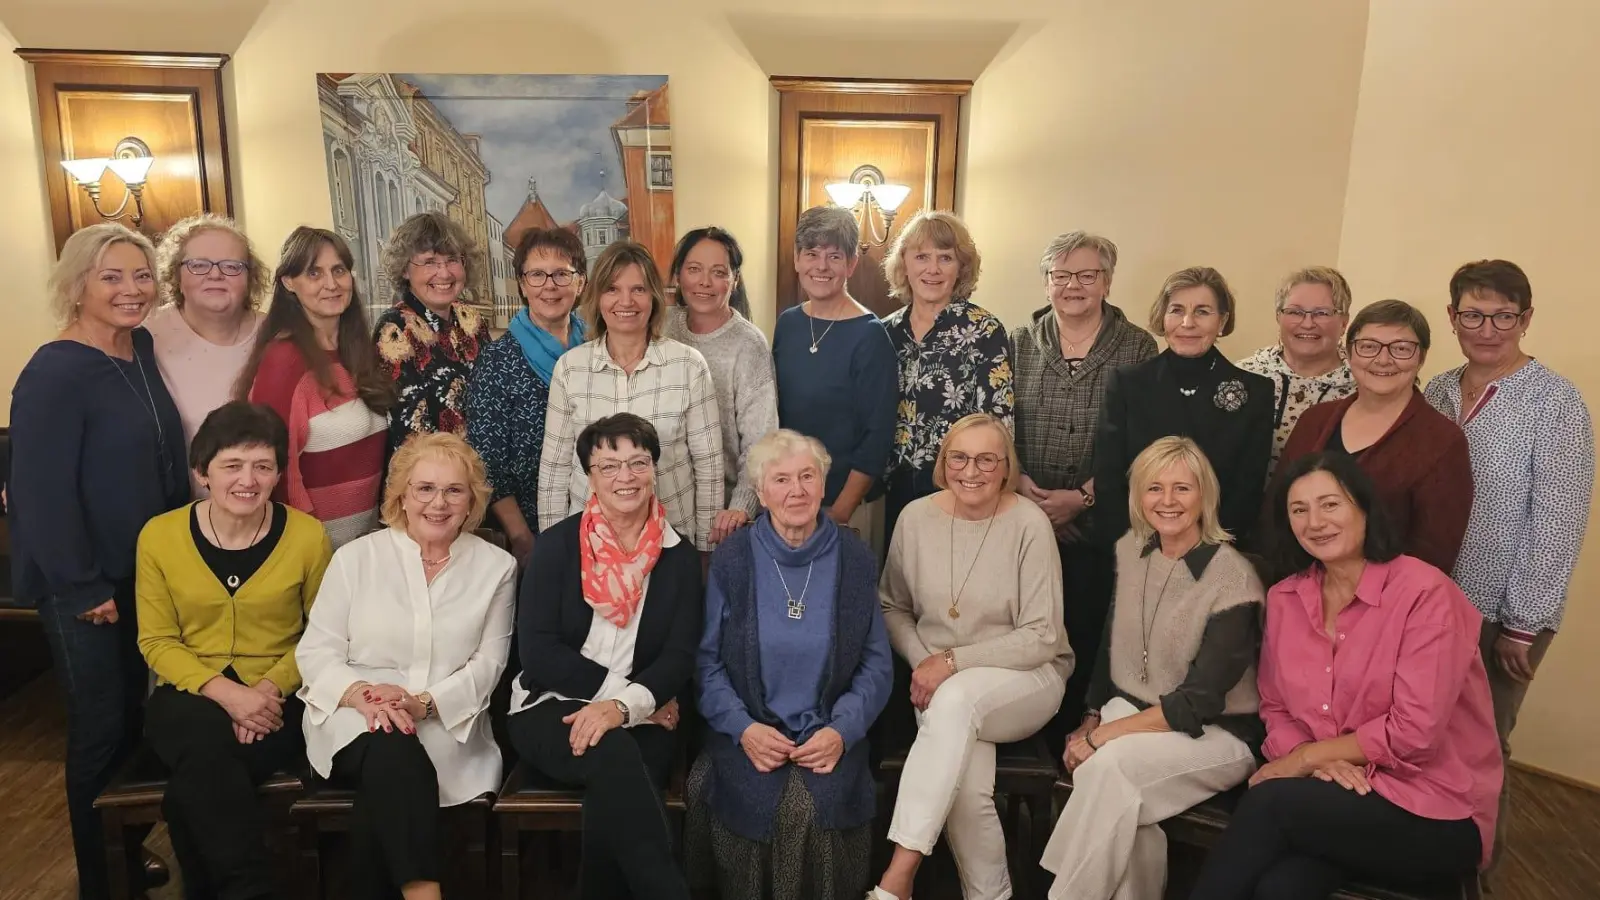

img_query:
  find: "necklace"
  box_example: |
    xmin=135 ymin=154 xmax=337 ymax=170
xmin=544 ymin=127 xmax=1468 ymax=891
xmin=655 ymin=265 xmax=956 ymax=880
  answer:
xmin=773 ymin=559 xmax=814 ymax=619
xmin=1057 ymin=315 xmax=1103 ymax=358
xmin=947 ymin=498 xmax=1001 ymax=619
xmin=101 ymin=346 xmax=166 ymax=450
xmin=1138 ymin=552 xmax=1182 ymax=682
xmin=206 ymin=502 xmax=270 ymax=589
xmin=807 ymin=303 xmax=839 ymax=354
xmin=1175 ymin=354 xmax=1218 ymax=397
xmin=422 ymin=554 xmax=451 ymax=567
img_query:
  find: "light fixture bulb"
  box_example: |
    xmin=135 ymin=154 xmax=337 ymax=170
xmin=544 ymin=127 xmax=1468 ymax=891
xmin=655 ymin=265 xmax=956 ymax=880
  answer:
xmin=871 ymin=183 xmax=912 ymax=214
xmin=60 ymin=158 xmax=109 ymax=185
xmin=107 ymin=156 xmax=156 ymax=186
xmin=825 ymin=182 xmax=866 ymax=208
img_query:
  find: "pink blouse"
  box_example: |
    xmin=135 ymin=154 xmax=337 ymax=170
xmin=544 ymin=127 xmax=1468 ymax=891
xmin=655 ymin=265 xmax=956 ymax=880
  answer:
xmin=1260 ymin=555 xmax=1502 ymax=868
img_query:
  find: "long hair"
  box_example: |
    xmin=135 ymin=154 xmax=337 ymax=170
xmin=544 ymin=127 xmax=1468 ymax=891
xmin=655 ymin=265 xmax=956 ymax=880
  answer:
xmin=670 ymin=226 xmax=751 ymax=319
xmin=234 ymin=227 xmax=394 ymax=413
xmin=1263 ymin=451 xmax=1403 ymax=583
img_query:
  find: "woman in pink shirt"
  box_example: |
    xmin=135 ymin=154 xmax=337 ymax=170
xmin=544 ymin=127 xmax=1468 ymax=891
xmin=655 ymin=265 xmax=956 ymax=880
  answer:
xmin=1188 ymin=451 xmax=1501 ymax=900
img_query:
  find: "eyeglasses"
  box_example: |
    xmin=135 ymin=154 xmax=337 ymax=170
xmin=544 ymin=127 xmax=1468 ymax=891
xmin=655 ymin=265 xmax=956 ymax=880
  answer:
xmin=1350 ymin=338 xmax=1420 ymax=360
xmin=1454 ymin=309 xmax=1526 ymax=331
xmin=522 ymin=269 xmax=577 ymax=287
xmin=409 ymin=255 xmax=465 ymax=273
xmin=409 ymin=482 xmax=471 ymax=505
xmin=183 ymin=258 xmax=248 ymax=277
xmin=1047 ymin=268 xmax=1102 ymax=287
xmin=945 ymin=452 xmax=1005 ymax=472
xmin=1277 ymin=306 xmax=1341 ymax=323
xmin=590 ymin=457 xmax=654 ymax=479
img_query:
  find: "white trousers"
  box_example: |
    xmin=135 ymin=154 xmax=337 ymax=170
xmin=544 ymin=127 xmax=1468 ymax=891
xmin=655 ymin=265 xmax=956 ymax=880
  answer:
xmin=886 ymin=663 xmax=1065 ymax=900
xmin=1040 ymin=697 xmax=1256 ymax=900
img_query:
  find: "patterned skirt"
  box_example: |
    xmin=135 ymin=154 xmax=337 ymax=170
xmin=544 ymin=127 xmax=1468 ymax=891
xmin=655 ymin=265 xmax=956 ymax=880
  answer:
xmin=685 ymin=754 xmax=873 ymax=900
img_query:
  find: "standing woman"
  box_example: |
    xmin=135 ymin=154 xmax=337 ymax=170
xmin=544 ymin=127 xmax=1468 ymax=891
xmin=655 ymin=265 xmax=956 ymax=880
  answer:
xmin=465 ymin=227 xmax=588 ymax=564
xmin=374 ymin=211 xmax=492 ymax=455
xmin=8 ymin=223 xmax=189 ymax=899
xmin=537 ymin=240 xmax=723 ymax=551
xmin=1091 ymin=267 xmax=1273 ymax=546
xmin=664 ymin=226 xmax=779 ymax=546
xmin=239 ymin=227 xmax=392 ymax=549
xmin=146 ymin=214 xmax=268 ymax=495
xmin=879 ymin=211 xmax=1013 ymax=540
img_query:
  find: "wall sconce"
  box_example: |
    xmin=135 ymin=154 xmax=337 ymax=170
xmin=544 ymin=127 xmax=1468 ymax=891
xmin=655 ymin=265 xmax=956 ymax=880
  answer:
xmin=825 ymin=165 xmax=911 ymax=247
xmin=60 ymin=136 xmax=156 ymax=228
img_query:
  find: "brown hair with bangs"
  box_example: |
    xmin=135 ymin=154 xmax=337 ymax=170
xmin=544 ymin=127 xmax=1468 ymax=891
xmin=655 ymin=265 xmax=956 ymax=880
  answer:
xmin=578 ymin=240 xmax=668 ymax=341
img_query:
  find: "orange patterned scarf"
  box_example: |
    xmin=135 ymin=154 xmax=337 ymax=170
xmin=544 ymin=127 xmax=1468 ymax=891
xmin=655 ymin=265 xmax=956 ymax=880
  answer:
xmin=578 ymin=493 xmax=667 ymax=628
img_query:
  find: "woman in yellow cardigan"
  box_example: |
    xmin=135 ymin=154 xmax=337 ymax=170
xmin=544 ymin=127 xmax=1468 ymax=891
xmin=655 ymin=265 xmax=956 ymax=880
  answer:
xmin=136 ymin=401 xmax=332 ymax=898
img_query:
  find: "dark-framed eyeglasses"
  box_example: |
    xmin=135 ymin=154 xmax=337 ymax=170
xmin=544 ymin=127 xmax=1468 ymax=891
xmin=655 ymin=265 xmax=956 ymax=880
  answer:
xmin=590 ymin=457 xmax=654 ymax=479
xmin=1047 ymin=268 xmax=1102 ymax=287
xmin=183 ymin=258 xmax=248 ymax=277
xmin=1454 ymin=309 xmax=1526 ymax=331
xmin=945 ymin=451 xmax=1005 ymax=473
xmin=1350 ymin=338 xmax=1420 ymax=360
xmin=522 ymin=269 xmax=577 ymax=287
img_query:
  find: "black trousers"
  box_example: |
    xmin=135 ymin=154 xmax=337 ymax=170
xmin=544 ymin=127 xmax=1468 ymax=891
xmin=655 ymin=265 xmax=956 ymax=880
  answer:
xmin=145 ymin=681 xmax=305 ymax=900
xmin=35 ymin=579 xmax=147 ymax=900
xmin=507 ymin=699 xmax=688 ymax=900
xmin=883 ymin=466 xmax=938 ymax=547
xmin=1187 ymin=777 xmax=1482 ymax=900
xmin=329 ymin=730 xmax=442 ymax=898
xmin=1041 ymin=539 xmax=1115 ymax=759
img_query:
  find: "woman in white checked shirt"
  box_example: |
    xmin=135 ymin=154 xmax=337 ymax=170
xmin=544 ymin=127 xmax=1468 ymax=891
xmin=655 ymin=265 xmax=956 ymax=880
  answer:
xmin=537 ymin=241 xmax=724 ymax=550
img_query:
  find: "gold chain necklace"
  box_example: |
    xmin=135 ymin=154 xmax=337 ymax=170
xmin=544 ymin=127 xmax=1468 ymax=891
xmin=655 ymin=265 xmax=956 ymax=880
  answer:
xmin=947 ymin=497 xmax=1001 ymax=619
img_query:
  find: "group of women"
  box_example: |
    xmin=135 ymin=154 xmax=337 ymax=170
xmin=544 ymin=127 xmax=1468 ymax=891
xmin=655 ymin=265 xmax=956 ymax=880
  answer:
xmin=5 ymin=199 xmax=1591 ymax=900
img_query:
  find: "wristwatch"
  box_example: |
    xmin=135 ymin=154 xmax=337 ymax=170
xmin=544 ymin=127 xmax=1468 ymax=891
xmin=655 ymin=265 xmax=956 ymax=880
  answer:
xmin=612 ymin=698 xmax=631 ymax=726
xmin=1077 ymin=486 xmax=1096 ymax=508
xmin=419 ymin=692 xmax=436 ymax=720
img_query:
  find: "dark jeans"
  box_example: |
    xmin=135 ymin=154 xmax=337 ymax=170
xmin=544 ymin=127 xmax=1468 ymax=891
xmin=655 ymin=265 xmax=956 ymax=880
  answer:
xmin=1041 ymin=539 xmax=1115 ymax=759
xmin=329 ymin=730 xmax=442 ymax=899
xmin=1187 ymin=777 xmax=1481 ymax=900
xmin=883 ymin=466 xmax=938 ymax=548
xmin=145 ymin=680 xmax=304 ymax=900
xmin=508 ymin=699 xmax=687 ymax=900
xmin=36 ymin=579 xmax=147 ymax=900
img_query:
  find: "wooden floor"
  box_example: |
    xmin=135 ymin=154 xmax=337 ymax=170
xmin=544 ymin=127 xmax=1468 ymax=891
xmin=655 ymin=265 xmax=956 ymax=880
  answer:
xmin=2 ymin=671 xmax=1597 ymax=900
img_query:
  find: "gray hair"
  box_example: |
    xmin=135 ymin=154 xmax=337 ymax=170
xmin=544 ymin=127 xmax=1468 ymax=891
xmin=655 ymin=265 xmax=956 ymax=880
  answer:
xmin=746 ymin=429 xmax=832 ymax=488
xmin=1039 ymin=231 xmax=1118 ymax=278
xmin=795 ymin=206 xmax=861 ymax=261
xmin=1274 ymin=266 xmax=1352 ymax=314
xmin=49 ymin=223 xmax=157 ymax=327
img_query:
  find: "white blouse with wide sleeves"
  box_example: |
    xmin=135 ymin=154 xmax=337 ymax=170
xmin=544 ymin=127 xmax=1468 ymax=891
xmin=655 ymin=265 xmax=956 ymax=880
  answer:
xmin=296 ymin=526 xmax=516 ymax=806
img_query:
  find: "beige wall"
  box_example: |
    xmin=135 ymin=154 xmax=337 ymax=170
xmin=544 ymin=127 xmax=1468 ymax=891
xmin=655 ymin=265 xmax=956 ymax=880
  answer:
xmin=0 ymin=23 xmax=58 ymax=417
xmin=1338 ymin=0 xmax=1600 ymax=785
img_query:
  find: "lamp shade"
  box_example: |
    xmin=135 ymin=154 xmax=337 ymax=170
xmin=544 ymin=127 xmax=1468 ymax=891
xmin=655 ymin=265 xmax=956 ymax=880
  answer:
xmin=825 ymin=182 xmax=866 ymax=208
xmin=871 ymin=183 xmax=912 ymax=213
xmin=107 ymin=156 xmax=156 ymax=186
xmin=60 ymin=158 xmax=109 ymax=185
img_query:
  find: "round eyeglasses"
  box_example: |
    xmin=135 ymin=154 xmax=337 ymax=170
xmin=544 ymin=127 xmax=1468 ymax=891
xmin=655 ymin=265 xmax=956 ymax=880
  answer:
xmin=945 ymin=451 xmax=1004 ymax=472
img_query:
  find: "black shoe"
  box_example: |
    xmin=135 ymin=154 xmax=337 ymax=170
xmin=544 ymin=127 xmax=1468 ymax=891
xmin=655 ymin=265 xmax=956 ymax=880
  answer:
xmin=141 ymin=851 xmax=171 ymax=889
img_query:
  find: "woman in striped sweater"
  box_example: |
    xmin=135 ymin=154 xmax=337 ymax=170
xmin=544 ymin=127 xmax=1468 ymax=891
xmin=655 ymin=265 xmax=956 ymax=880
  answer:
xmin=237 ymin=227 xmax=393 ymax=548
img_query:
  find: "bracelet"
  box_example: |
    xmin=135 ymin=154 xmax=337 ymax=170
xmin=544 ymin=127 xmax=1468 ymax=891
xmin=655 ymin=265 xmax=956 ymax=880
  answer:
xmin=1085 ymin=728 xmax=1103 ymax=751
xmin=339 ymin=681 xmax=370 ymax=708
xmin=942 ymin=649 xmax=958 ymax=674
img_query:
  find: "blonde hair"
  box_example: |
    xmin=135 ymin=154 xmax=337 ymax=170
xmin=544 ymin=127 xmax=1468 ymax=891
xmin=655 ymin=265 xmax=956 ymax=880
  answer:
xmin=155 ymin=213 xmax=270 ymax=310
xmin=883 ymin=210 xmax=982 ymax=303
xmin=747 ymin=428 xmax=832 ymax=488
xmin=932 ymin=413 xmax=1020 ymax=492
xmin=48 ymin=223 xmax=156 ymax=327
xmin=380 ymin=432 xmax=492 ymax=533
xmin=1148 ymin=266 xmax=1238 ymax=337
xmin=579 ymin=241 xmax=668 ymax=341
xmin=1274 ymin=266 xmax=1351 ymax=315
xmin=1126 ymin=436 xmax=1230 ymax=547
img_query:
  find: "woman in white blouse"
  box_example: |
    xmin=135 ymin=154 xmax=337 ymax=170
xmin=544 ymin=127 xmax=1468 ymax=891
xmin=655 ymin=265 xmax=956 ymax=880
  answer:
xmin=536 ymin=240 xmax=723 ymax=550
xmin=296 ymin=431 xmax=516 ymax=900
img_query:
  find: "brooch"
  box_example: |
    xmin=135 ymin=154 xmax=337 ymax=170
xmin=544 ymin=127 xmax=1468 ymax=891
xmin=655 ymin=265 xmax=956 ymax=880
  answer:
xmin=1214 ymin=379 xmax=1248 ymax=412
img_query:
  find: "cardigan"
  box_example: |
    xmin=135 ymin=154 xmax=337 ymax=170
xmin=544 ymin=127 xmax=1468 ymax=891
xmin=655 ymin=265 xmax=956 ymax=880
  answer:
xmin=373 ymin=294 xmax=490 ymax=455
xmin=1278 ymin=391 xmax=1473 ymax=573
xmin=136 ymin=502 xmax=332 ymax=694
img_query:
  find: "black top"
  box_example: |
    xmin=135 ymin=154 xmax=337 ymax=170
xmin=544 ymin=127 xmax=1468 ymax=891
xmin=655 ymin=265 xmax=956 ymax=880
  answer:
xmin=8 ymin=328 xmax=190 ymax=611
xmin=1090 ymin=348 xmax=1275 ymax=547
xmin=190 ymin=502 xmax=287 ymax=595
xmin=1327 ymin=417 xmax=1350 ymax=456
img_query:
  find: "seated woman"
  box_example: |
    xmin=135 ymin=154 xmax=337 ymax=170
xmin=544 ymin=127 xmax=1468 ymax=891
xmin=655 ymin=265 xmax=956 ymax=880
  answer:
xmin=296 ymin=432 xmax=516 ymax=900
xmin=138 ymin=401 xmax=332 ymax=898
xmin=872 ymin=412 xmax=1072 ymax=900
xmin=687 ymin=429 xmax=894 ymax=900
xmin=1041 ymin=436 xmax=1264 ymax=900
xmin=506 ymin=413 xmax=702 ymax=900
xmin=1278 ymin=299 xmax=1472 ymax=572
xmin=1188 ymin=452 xmax=1501 ymax=900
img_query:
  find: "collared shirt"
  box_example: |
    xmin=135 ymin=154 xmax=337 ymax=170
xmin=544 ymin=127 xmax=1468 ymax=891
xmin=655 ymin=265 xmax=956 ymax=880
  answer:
xmin=1423 ymin=360 xmax=1594 ymax=637
xmin=1237 ymin=344 xmax=1356 ymax=473
xmin=1261 ymin=557 xmax=1502 ymax=868
xmin=536 ymin=338 xmax=723 ymax=549
xmin=374 ymin=294 xmax=491 ymax=454
xmin=881 ymin=300 xmax=1014 ymax=475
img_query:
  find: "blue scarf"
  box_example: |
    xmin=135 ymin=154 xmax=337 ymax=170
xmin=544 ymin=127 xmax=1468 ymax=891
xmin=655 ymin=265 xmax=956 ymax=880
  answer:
xmin=509 ymin=308 xmax=585 ymax=383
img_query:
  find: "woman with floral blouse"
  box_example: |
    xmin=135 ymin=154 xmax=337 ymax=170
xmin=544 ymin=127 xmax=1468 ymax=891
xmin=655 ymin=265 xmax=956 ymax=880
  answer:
xmin=879 ymin=210 xmax=1013 ymax=540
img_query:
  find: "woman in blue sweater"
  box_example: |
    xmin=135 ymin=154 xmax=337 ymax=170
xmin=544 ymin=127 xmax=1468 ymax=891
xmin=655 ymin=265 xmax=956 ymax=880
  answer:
xmin=687 ymin=428 xmax=894 ymax=900
xmin=10 ymin=223 xmax=189 ymax=899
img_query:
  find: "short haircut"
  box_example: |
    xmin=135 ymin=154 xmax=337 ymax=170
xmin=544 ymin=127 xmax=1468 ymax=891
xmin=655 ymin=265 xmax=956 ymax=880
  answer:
xmin=1148 ymin=266 xmax=1238 ymax=337
xmin=380 ymin=431 xmax=492 ymax=533
xmin=795 ymin=205 xmax=861 ymax=261
xmin=576 ymin=413 xmax=662 ymax=471
xmin=188 ymin=401 xmax=289 ymax=473
xmin=1346 ymin=298 xmax=1431 ymax=353
xmin=931 ymin=413 xmax=1020 ymax=492
xmin=578 ymin=241 xmax=668 ymax=341
xmin=380 ymin=211 xmax=486 ymax=304
xmin=1263 ymin=450 xmax=1403 ymax=582
xmin=883 ymin=210 xmax=982 ymax=303
xmin=670 ymin=226 xmax=751 ymax=319
xmin=1126 ymin=436 xmax=1230 ymax=547
xmin=746 ymin=428 xmax=831 ymax=488
xmin=1039 ymin=231 xmax=1119 ymax=279
xmin=1449 ymin=259 xmax=1532 ymax=312
xmin=48 ymin=223 xmax=156 ymax=327
xmin=512 ymin=228 xmax=588 ymax=303
xmin=155 ymin=213 xmax=270 ymax=310
xmin=1273 ymin=266 xmax=1351 ymax=314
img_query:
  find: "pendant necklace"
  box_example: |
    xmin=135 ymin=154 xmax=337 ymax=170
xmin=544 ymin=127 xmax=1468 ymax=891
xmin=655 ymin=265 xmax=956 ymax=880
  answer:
xmin=947 ymin=497 xmax=1001 ymax=619
xmin=1138 ymin=553 xmax=1180 ymax=682
xmin=207 ymin=502 xmax=269 ymax=589
xmin=773 ymin=559 xmax=814 ymax=619
xmin=1176 ymin=354 xmax=1218 ymax=397
xmin=807 ymin=303 xmax=838 ymax=354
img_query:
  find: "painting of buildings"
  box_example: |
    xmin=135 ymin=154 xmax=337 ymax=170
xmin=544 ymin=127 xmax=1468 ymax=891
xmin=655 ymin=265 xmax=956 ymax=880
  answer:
xmin=317 ymin=74 xmax=673 ymax=328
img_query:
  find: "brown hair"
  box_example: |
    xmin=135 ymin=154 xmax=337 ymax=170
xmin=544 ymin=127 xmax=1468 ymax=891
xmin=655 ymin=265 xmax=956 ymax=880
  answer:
xmin=578 ymin=241 xmax=667 ymax=341
xmin=233 ymin=227 xmax=394 ymax=413
xmin=1346 ymin=298 xmax=1432 ymax=353
xmin=1148 ymin=266 xmax=1238 ymax=337
xmin=380 ymin=211 xmax=487 ymax=305
xmin=155 ymin=213 xmax=270 ymax=310
xmin=932 ymin=413 xmax=1020 ymax=493
xmin=380 ymin=431 xmax=491 ymax=533
xmin=1448 ymin=259 xmax=1532 ymax=312
xmin=883 ymin=210 xmax=982 ymax=303
xmin=512 ymin=227 xmax=587 ymax=300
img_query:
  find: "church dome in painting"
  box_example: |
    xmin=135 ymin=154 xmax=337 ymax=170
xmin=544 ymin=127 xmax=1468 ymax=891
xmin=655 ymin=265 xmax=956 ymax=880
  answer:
xmin=578 ymin=189 xmax=627 ymax=221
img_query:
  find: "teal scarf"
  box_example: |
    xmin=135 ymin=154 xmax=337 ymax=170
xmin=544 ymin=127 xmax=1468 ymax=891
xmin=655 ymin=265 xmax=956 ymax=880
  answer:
xmin=509 ymin=308 xmax=585 ymax=383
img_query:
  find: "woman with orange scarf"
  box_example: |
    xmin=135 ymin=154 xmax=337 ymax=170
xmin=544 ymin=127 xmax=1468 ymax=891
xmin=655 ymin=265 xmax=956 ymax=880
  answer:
xmin=506 ymin=413 xmax=703 ymax=900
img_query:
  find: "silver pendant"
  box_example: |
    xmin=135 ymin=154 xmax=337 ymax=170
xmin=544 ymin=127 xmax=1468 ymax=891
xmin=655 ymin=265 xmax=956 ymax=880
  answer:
xmin=809 ymin=345 xmax=819 ymax=354
xmin=226 ymin=574 xmax=241 ymax=589
xmin=1139 ymin=649 xmax=1149 ymax=683
xmin=1179 ymin=387 xmax=1197 ymax=397
xmin=788 ymin=600 xmax=805 ymax=619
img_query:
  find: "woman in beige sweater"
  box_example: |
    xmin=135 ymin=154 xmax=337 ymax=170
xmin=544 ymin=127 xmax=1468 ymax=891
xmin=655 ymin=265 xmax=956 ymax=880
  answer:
xmin=872 ymin=413 xmax=1074 ymax=900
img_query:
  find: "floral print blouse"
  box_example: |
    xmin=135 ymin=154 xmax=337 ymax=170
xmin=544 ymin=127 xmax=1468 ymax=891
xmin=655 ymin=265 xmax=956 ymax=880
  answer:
xmin=374 ymin=294 xmax=490 ymax=455
xmin=463 ymin=335 xmax=552 ymax=531
xmin=882 ymin=300 xmax=1015 ymax=476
